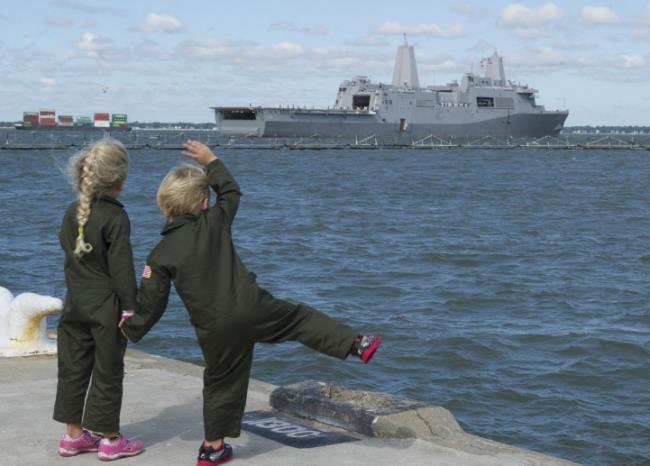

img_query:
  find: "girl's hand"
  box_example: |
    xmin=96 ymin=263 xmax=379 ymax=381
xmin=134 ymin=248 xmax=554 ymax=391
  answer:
xmin=118 ymin=310 xmax=134 ymax=329
xmin=181 ymin=140 xmax=218 ymax=166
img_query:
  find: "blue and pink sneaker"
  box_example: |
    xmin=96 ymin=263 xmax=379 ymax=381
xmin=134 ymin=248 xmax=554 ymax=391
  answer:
xmin=352 ymin=335 xmax=383 ymax=364
xmin=58 ymin=430 xmax=101 ymax=457
xmin=97 ymin=435 xmax=143 ymax=461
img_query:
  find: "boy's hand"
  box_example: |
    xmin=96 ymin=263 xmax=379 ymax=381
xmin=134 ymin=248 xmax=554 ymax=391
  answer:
xmin=181 ymin=140 xmax=218 ymax=166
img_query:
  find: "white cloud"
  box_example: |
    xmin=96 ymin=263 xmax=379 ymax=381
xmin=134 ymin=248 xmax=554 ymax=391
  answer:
xmin=619 ymin=54 xmax=646 ymax=68
xmin=346 ymin=35 xmax=388 ymax=47
xmin=178 ymin=38 xmax=233 ymax=59
xmin=632 ymin=4 xmax=650 ymax=27
xmin=580 ymin=6 xmax=619 ymax=25
xmin=135 ymin=39 xmax=172 ymax=60
xmin=500 ymin=3 xmax=564 ymax=27
xmin=141 ymin=13 xmax=184 ymax=33
xmin=631 ymin=29 xmax=650 ymax=40
xmin=419 ymin=57 xmax=465 ymax=73
xmin=575 ymin=56 xmax=597 ymax=67
xmin=69 ymin=32 xmax=115 ymax=59
xmin=268 ymin=42 xmax=305 ymax=58
xmin=54 ymin=0 xmax=125 ymax=17
xmin=498 ymin=4 xmax=565 ymax=40
xmin=513 ymin=28 xmax=544 ymax=39
xmin=452 ymin=3 xmax=474 ymax=16
xmin=46 ymin=16 xmax=74 ymax=27
xmin=467 ymin=40 xmax=498 ymax=54
xmin=535 ymin=46 xmax=565 ymax=64
xmin=375 ymin=21 xmax=464 ymax=37
xmin=504 ymin=46 xmax=566 ymax=71
xmin=499 ymin=3 xmax=564 ymax=28
xmin=269 ymin=21 xmax=327 ymax=35
xmin=40 ymin=78 xmax=56 ymax=87
xmin=178 ymin=39 xmax=304 ymax=61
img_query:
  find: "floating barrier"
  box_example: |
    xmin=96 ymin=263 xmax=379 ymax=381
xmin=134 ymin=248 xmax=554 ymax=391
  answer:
xmin=1 ymin=130 xmax=649 ymax=151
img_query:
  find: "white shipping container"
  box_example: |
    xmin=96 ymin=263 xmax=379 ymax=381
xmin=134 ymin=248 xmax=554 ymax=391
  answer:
xmin=93 ymin=121 xmax=111 ymax=128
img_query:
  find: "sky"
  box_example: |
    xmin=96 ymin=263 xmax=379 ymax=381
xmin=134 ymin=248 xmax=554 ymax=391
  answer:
xmin=0 ymin=0 xmax=649 ymax=125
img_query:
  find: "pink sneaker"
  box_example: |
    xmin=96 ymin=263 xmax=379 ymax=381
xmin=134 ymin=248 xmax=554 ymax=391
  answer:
xmin=97 ymin=435 xmax=143 ymax=461
xmin=58 ymin=430 xmax=101 ymax=457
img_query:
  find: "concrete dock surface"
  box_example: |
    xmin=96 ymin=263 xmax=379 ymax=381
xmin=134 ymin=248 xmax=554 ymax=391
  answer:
xmin=0 ymin=351 xmax=579 ymax=465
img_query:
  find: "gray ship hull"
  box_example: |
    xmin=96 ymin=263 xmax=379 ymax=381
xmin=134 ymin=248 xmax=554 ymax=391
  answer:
xmin=215 ymin=108 xmax=568 ymax=139
xmin=263 ymin=111 xmax=567 ymax=139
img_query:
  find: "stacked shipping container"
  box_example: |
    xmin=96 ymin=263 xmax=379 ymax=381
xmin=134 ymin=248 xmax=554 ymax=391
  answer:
xmin=76 ymin=116 xmax=93 ymax=127
xmin=111 ymin=114 xmax=128 ymax=128
xmin=18 ymin=109 xmax=129 ymax=130
xmin=39 ymin=108 xmax=56 ymax=127
xmin=58 ymin=115 xmax=74 ymax=127
xmin=22 ymin=112 xmax=39 ymax=128
xmin=93 ymin=112 xmax=110 ymax=128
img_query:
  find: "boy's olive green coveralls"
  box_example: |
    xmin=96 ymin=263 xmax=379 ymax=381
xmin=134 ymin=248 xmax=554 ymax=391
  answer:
xmin=53 ymin=196 xmax=137 ymax=433
xmin=123 ymin=159 xmax=358 ymax=441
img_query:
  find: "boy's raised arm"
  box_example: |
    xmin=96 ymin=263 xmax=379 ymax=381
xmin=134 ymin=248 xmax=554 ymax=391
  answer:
xmin=181 ymin=140 xmax=241 ymax=225
xmin=122 ymin=259 xmax=171 ymax=343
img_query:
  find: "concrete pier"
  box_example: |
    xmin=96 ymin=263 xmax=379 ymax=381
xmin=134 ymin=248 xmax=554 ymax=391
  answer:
xmin=0 ymin=351 xmax=579 ymax=465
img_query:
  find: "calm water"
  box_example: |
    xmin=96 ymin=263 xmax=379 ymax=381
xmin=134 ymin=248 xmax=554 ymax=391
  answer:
xmin=1 ymin=143 xmax=649 ymax=465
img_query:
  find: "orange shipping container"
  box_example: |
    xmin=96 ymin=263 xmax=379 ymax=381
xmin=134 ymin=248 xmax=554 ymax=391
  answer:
xmin=94 ymin=113 xmax=110 ymax=121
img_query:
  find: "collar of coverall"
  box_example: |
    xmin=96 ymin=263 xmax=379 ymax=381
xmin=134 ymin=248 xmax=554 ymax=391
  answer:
xmin=95 ymin=194 xmax=123 ymax=208
xmin=160 ymin=213 xmax=199 ymax=236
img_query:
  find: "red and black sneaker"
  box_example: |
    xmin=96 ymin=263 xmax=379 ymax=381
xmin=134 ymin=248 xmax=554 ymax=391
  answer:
xmin=352 ymin=335 xmax=383 ymax=364
xmin=197 ymin=442 xmax=233 ymax=466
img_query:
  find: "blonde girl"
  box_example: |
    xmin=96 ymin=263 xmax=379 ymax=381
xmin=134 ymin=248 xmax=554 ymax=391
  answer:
xmin=53 ymin=138 xmax=143 ymax=461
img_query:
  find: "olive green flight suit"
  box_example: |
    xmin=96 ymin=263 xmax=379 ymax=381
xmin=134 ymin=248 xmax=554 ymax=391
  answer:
xmin=53 ymin=195 xmax=137 ymax=433
xmin=123 ymin=159 xmax=358 ymax=441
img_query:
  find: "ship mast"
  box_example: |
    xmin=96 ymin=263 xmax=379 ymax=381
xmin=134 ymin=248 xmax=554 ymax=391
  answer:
xmin=392 ymin=34 xmax=420 ymax=88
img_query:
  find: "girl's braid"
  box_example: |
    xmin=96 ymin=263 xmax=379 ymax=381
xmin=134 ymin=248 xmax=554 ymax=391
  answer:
xmin=73 ymin=151 xmax=96 ymax=258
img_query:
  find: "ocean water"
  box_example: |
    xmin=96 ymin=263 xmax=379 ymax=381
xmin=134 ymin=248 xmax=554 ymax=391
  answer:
xmin=1 ymin=142 xmax=649 ymax=465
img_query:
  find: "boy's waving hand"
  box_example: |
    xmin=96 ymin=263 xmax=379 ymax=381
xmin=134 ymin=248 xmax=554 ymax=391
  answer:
xmin=181 ymin=140 xmax=218 ymax=166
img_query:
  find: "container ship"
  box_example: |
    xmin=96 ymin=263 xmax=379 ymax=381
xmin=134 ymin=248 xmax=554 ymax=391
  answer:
xmin=213 ymin=40 xmax=568 ymax=139
xmin=15 ymin=109 xmax=130 ymax=131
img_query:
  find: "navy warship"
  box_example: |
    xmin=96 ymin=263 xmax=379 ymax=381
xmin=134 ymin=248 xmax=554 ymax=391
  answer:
xmin=212 ymin=39 xmax=568 ymax=139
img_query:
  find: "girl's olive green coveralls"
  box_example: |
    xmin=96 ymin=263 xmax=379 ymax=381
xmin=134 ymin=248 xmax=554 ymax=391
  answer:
xmin=53 ymin=196 xmax=137 ymax=433
xmin=123 ymin=159 xmax=358 ymax=441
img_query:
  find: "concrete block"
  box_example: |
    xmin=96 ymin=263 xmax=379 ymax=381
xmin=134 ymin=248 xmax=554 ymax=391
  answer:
xmin=270 ymin=380 xmax=463 ymax=441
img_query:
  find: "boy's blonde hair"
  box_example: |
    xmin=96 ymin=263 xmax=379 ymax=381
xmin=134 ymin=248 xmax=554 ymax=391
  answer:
xmin=68 ymin=138 xmax=129 ymax=258
xmin=157 ymin=165 xmax=209 ymax=220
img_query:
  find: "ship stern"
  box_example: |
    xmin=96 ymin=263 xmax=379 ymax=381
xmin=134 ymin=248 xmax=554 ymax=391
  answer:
xmin=213 ymin=107 xmax=265 ymax=136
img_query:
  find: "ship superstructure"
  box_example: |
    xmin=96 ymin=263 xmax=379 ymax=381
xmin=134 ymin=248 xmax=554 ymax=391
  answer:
xmin=213 ymin=39 xmax=568 ymax=139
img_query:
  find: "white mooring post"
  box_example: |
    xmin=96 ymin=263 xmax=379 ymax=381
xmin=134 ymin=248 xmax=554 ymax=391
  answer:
xmin=0 ymin=286 xmax=61 ymax=357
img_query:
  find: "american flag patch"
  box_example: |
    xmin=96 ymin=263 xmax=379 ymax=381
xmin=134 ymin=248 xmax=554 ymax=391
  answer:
xmin=142 ymin=265 xmax=152 ymax=279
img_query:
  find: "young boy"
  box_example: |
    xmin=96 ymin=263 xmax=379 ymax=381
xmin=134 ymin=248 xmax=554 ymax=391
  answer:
xmin=122 ymin=140 xmax=382 ymax=466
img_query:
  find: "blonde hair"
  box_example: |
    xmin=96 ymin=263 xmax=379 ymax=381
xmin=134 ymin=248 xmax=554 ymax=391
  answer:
xmin=68 ymin=138 xmax=129 ymax=258
xmin=157 ymin=165 xmax=209 ymax=220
